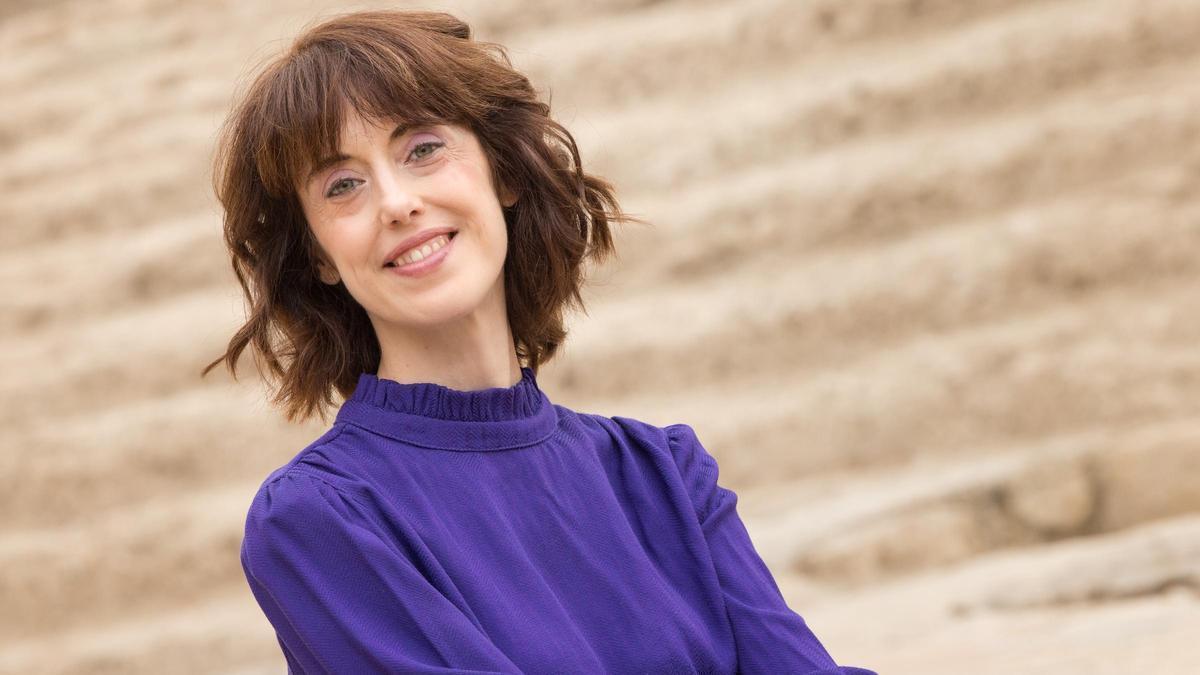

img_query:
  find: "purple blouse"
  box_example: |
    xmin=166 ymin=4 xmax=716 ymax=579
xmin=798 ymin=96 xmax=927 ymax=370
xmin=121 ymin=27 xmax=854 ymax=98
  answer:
xmin=240 ymin=366 xmax=876 ymax=674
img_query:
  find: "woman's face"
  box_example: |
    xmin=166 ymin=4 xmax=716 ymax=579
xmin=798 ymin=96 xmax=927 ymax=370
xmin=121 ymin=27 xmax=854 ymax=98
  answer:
xmin=296 ymin=109 xmax=516 ymax=335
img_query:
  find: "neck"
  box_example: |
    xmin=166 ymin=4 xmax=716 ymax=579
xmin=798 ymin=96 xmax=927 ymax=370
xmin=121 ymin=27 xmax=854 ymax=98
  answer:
xmin=371 ymin=284 xmax=523 ymax=392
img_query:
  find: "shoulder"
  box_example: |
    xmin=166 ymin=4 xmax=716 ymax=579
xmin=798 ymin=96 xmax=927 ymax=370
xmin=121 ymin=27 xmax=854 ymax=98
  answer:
xmin=572 ymin=406 xmax=706 ymax=455
xmin=242 ymin=423 xmax=379 ymax=545
xmin=556 ymin=405 xmax=671 ymax=448
xmin=241 ymin=452 xmax=391 ymax=571
xmin=561 ymin=406 xmax=715 ymax=478
xmin=567 ymin=409 xmax=727 ymax=522
xmin=250 ymin=421 xmax=376 ymax=503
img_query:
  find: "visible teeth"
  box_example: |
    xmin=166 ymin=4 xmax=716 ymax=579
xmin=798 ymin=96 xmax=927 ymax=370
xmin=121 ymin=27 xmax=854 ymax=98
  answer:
xmin=392 ymin=234 xmax=450 ymax=267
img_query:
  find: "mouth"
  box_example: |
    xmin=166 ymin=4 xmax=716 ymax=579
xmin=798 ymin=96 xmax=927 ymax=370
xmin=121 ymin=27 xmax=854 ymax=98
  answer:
xmin=384 ymin=231 xmax=457 ymax=268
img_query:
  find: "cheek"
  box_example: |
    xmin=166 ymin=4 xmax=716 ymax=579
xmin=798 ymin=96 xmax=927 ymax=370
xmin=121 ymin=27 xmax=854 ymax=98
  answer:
xmin=321 ymin=217 xmax=375 ymax=258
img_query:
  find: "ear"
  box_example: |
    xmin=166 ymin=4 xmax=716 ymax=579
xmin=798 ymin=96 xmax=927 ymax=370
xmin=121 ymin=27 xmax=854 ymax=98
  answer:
xmin=499 ymin=181 xmax=518 ymax=209
xmin=316 ymin=254 xmax=340 ymax=281
xmin=313 ymin=252 xmax=341 ymax=285
xmin=319 ymin=264 xmax=340 ymax=285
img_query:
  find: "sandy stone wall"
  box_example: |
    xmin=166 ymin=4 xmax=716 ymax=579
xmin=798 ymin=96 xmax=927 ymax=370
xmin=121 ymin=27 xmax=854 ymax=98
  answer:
xmin=2 ymin=0 xmax=1198 ymax=672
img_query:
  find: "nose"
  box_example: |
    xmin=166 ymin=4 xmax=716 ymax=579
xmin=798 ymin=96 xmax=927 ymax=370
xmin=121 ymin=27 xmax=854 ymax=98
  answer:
xmin=375 ymin=169 xmax=424 ymax=228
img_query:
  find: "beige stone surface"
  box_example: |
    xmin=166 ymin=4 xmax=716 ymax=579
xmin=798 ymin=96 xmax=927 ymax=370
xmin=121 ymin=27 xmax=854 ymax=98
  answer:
xmin=3 ymin=0 xmax=1198 ymax=672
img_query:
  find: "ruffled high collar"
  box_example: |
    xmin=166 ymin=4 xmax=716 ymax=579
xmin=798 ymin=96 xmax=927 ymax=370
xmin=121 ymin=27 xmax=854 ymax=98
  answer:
xmin=334 ymin=367 xmax=560 ymax=451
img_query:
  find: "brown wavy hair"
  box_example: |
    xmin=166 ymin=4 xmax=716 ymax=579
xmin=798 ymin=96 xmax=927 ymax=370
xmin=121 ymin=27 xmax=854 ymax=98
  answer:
xmin=200 ymin=9 xmax=641 ymax=424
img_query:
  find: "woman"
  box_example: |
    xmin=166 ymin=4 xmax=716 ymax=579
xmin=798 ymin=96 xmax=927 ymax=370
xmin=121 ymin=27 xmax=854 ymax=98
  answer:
xmin=203 ymin=9 xmax=876 ymax=675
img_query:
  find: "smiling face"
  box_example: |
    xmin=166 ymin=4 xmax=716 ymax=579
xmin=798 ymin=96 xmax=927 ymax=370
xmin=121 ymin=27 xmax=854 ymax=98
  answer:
xmin=296 ymin=108 xmax=517 ymax=339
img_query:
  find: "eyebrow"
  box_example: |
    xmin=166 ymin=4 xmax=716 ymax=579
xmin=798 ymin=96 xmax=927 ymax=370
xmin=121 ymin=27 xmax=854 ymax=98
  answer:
xmin=305 ymin=122 xmax=413 ymax=185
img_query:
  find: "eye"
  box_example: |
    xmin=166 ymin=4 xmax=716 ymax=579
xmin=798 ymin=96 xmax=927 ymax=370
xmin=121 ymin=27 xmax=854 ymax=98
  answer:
xmin=325 ymin=177 xmax=362 ymax=199
xmin=409 ymin=140 xmax=443 ymax=162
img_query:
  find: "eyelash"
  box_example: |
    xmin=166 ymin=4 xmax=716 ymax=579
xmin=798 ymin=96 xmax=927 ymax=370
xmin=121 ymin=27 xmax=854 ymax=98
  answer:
xmin=325 ymin=141 xmax=444 ymax=198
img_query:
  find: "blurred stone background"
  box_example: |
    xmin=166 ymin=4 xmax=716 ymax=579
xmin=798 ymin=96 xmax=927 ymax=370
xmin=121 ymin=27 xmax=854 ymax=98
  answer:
xmin=2 ymin=0 xmax=1199 ymax=673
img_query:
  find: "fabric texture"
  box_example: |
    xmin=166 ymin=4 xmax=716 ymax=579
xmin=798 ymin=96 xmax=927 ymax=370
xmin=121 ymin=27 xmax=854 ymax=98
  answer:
xmin=241 ymin=366 xmax=877 ymax=674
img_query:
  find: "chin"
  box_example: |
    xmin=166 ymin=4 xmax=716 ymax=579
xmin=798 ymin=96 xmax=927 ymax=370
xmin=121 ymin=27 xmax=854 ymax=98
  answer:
xmin=389 ymin=287 xmax=492 ymax=325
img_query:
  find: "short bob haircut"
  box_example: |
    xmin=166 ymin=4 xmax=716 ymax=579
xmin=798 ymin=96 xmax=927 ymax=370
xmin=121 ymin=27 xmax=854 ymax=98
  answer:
xmin=201 ymin=10 xmax=641 ymax=424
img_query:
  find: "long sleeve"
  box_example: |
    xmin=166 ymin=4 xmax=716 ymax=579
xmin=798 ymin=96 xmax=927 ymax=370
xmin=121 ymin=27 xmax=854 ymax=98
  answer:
xmin=240 ymin=470 xmax=521 ymax=675
xmin=665 ymin=424 xmax=877 ymax=675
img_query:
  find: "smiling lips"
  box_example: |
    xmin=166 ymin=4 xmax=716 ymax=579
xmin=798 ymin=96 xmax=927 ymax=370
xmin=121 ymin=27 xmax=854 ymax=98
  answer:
xmin=383 ymin=232 xmax=456 ymax=279
xmin=385 ymin=233 xmax=453 ymax=267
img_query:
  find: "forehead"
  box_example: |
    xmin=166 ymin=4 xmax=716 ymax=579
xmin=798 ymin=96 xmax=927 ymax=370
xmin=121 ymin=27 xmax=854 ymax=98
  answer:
xmin=337 ymin=105 xmax=406 ymax=141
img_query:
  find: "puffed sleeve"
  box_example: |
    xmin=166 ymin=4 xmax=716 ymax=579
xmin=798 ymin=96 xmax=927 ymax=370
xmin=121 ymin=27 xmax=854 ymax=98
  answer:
xmin=665 ymin=424 xmax=877 ymax=675
xmin=240 ymin=470 xmax=521 ymax=675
